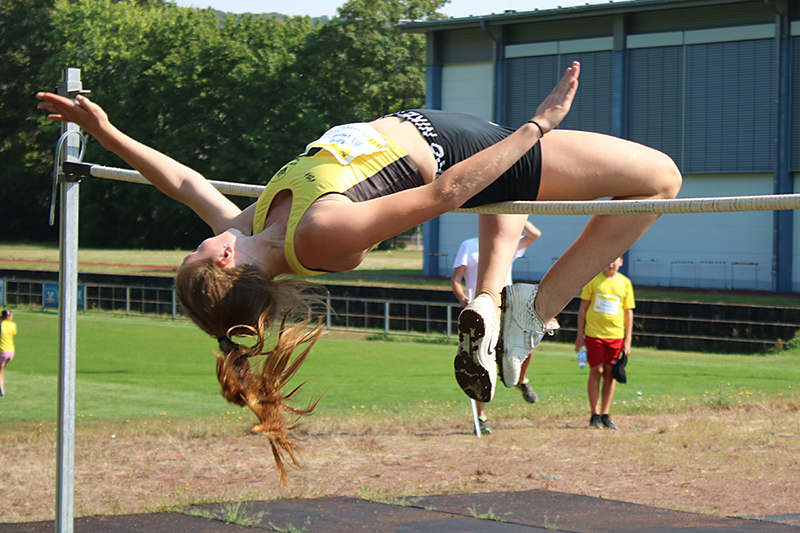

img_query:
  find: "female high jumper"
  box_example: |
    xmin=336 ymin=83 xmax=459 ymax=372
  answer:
xmin=37 ymin=62 xmax=681 ymax=482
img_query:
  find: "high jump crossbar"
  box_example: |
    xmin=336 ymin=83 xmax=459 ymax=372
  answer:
xmin=63 ymin=161 xmax=800 ymax=215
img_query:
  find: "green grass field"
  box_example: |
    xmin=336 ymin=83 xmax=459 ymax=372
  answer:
xmin=2 ymin=310 xmax=799 ymax=429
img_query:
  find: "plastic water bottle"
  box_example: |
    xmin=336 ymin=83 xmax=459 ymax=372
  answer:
xmin=576 ymin=347 xmax=588 ymax=370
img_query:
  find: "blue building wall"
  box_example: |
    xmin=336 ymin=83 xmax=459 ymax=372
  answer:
xmin=404 ymin=0 xmax=799 ymax=292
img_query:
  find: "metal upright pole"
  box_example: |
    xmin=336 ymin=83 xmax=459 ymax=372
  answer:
xmin=55 ymin=67 xmax=85 ymax=533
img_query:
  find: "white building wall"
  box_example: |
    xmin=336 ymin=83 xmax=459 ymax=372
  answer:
xmin=627 ymin=174 xmax=774 ymax=290
xmin=438 ymin=212 xmax=480 ymax=275
xmin=441 ymin=63 xmax=493 ymax=119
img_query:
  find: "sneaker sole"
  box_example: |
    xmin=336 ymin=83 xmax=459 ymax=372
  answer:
xmin=496 ymin=336 xmax=507 ymax=387
xmin=498 ymin=284 xmax=558 ymax=388
xmin=497 ymin=286 xmax=516 ymax=387
xmin=454 ymin=308 xmax=493 ymax=402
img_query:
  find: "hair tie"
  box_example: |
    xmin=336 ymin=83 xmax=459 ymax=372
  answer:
xmin=527 ymin=119 xmax=546 ymax=137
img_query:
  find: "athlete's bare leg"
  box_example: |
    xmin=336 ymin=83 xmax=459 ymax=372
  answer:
xmin=475 ymin=213 xmax=528 ymax=310
xmin=535 ymin=130 xmax=682 ymax=322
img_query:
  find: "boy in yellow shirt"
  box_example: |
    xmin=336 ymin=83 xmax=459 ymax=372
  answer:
xmin=575 ymin=258 xmax=634 ymax=429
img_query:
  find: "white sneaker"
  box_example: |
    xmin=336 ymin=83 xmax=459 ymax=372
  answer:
xmin=454 ymin=294 xmax=499 ymax=402
xmin=498 ymin=284 xmax=559 ymax=387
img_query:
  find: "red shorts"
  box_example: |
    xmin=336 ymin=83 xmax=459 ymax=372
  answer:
xmin=584 ymin=337 xmax=623 ymax=368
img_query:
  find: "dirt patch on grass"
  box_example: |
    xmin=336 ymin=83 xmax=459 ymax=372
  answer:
xmin=2 ymin=405 xmax=799 ymax=523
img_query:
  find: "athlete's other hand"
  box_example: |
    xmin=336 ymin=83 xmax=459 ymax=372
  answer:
xmin=531 ymin=61 xmax=580 ymax=134
xmin=36 ymin=92 xmax=113 ymax=141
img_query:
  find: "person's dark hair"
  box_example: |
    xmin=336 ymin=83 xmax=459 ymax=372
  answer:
xmin=0 ymin=310 xmax=9 ymax=319
xmin=175 ymin=259 xmax=325 ymax=485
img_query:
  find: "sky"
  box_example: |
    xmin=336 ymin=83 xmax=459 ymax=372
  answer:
xmin=173 ymin=0 xmax=588 ymax=19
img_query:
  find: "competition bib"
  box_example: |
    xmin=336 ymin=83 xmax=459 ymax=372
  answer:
xmin=592 ymin=293 xmax=621 ymax=316
xmin=305 ymin=123 xmax=390 ymax=165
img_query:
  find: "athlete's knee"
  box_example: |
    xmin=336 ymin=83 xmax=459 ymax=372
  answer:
xmin=653 ymin=153 xmax=682 ymax=200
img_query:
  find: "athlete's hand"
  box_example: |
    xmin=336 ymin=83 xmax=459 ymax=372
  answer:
xmin=36 ymin=92 xmax=113 ymax=141
xmin=531 ymin=61 xmax=580 ymax=134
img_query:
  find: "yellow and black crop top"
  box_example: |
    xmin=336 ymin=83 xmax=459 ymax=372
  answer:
xmin=252 ymin=123 xmax=423 ymax=276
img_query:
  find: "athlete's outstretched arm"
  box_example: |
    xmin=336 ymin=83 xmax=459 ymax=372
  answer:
xmin=36 ymin=92 xmax=242 ymax=235
xmin=431 ymin=61 xmax=579 ymax=209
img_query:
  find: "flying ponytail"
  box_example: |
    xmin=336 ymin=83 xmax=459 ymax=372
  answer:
xmin=176 ymin=258 xmax=325 ymax=485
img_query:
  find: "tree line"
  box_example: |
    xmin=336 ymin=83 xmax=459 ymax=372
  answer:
xmin=1 ymin=0 xmax=444 ymax=249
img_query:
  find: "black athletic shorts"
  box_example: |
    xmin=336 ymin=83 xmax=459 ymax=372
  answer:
xmin=387 ymin=109 xmax=542 ymax=208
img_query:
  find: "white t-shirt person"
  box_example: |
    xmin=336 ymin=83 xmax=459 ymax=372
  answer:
xmin=452 ymin=237 xmax=526 ymax=302
xmin=450 ymin=221 xmax=543 ymax=420
xmin=451 ymin=220 xmax=540 ymax=307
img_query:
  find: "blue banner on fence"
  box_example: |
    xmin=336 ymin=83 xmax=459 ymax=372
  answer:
xmin=43 ymin=283 xmax=85 ymax=310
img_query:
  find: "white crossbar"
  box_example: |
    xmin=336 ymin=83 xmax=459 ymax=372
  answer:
xmin=89 ymin=165 xmax=266 ymax=198
xmin=88 ymin=164 xmax=800 ymax=215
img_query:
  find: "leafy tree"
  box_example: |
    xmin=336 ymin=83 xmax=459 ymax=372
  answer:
xmin=45 ymin=0 xmax=317 ymax=248
xmin=0 ymin=0 xmax=58 ymax=243
xmin=280 ymin=0 xmax=445 ymax=134
xmin=10 ymin=0 xmax=442 ymax=249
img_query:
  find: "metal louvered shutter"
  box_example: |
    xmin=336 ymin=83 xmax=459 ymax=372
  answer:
xmin=556 ymin=51 xmax=614 ymax=135
xmin=505 ymin=51 xmax=613 ymax=133
xmin=505 ymin=55 xmax=560 ymax=128
xmin=791 ymin=37 xmax=800 ymax=171
xmin=684 ymin=39 xmax=776 ymax=173
xmin=627 ymin=46 xmax=684 ymax=168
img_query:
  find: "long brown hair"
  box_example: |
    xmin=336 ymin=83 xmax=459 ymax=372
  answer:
xmin=175 ymin=258 xmax=325 ymax=485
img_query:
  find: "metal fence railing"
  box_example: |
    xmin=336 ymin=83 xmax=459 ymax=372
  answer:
xmin=0 ymin=278 xmax=460 ymax=339
xmin=324 ymin=295 xmax=458 ymax=337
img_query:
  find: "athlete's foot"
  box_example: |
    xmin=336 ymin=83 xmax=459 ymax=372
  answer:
xmin=498 ymin=284 xmax=559 ymax=387
xmin=454 ymin=294 xmax=499 ymax=402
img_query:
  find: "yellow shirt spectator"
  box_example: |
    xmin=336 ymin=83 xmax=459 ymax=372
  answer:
xmin=580 ymin=271 xmax=635 ymax=340
xmin=0 ymin=319 xmax=17 ymax=353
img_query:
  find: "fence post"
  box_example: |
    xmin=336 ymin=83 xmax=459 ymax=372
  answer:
xmin=384 ymin=301 xmax=390 ymax=334
xmin=447 ymin=305 xmax=452 ymax=338
xmin=426 ymin=304 xmax=431 ymax=334
xmin=326 ymin=294 xmax=331 ymax=329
